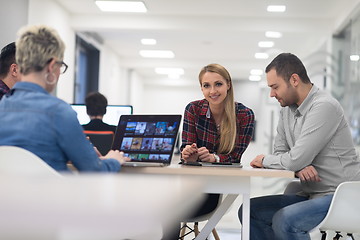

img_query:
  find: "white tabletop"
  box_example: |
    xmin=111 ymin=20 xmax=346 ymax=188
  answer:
xmin=121 ymin=161 xmax=295 ymax=240
xmin=0 ymin=174 xmax=205 ymax=240
xmin=122 ymin=163 xmax=295 ymax=178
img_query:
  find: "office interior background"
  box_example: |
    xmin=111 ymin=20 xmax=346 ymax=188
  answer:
xmin=1 ymin=0 xmax=360 ymax=238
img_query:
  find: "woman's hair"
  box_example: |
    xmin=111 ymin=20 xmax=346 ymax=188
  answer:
xmin=199 ymin=63 xmax=236 ymax=154
xmin=16 ymin=25 xmax=65 ymax=75
xmin=85 ymin=92 xmax=108 ymax=116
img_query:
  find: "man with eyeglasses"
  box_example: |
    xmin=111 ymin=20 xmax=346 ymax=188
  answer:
xmin=0 ymin=42 xmax=21 ymax=100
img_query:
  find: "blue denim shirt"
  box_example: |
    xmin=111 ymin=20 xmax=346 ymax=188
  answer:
xmin=0 ymin=82 xmax=121 ymax=172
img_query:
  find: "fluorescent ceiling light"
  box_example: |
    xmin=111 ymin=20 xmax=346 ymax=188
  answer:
xmin=265 ymin=31 xmax=282 ymax=38
xmin=350 ymin=55 xmax=360 ymax=61
xmin=249 ymin=75 xmax=261 ymax=81
xmin=155 ymin=67 xmax=184 ymax=75
xmin=95 ymin=1 xmax=147 ymax=12
xmin=255 ymin=53 xmax=269 ymax=59
xmin=168 ymin=74 xmax=181 ymax=79
xmin=141 ymin=38 xmax=157 ymax=45
xmin=267 ymin=5 xmax=286 ymax=12
xmin=139 ymin=50 xmax=175 ymax=58
xmin=250 ymin=69 xmax=263 ymax=75
xmin=258 ymin=41 xmax=274 ymax=48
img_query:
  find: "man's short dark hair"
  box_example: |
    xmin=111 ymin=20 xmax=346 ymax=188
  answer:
xmin=85 ymin=92 xmax=108 ymax=116
xmin=265 ymin=53 xmax=311 ymax=84
xmin=0 ymin=42 xmax=16 ymax=78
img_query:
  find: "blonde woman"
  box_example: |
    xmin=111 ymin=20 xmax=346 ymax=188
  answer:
xmin=181 ymin=63 xmax=254 ymax=164
xmin=0 ymin=25 xmax=129 ymax=172
xmin=163 ymin=64 xmax=254 ymax=239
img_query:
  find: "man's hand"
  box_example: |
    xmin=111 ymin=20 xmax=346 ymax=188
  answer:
xmin=250 ymin=154 xmax=265 ymax=168
xmin=296 ymin=165 xmax=321 ymax=182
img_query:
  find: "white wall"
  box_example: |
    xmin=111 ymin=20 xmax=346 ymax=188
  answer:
xmin=0 ymin=0 xmax=28 ymax=48
xmin=98 ymin=45 xmax=130 ymax=105
xmin=129 ymin=70 xmax=145 ymax=114
xmin=141 ymin=82 xmax=201 ymax=114
xmin=28 ymin=0 xmax=75 ymax=103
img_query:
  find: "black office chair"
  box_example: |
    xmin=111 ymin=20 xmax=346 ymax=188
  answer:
xmin=84 ymin=130 xmax=114 ymax=155
xmin=179 ymin=194 xmax=222 ymax=240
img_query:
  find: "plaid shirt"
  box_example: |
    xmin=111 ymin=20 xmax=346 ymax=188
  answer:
xmin=0 ymin=79 xmax=10 ymax=100
xmin=181 ymin=99 xmax=255 ymax=163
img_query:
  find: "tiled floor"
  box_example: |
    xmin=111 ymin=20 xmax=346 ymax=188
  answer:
xmin=208 ymin=229 xmax=241 ymax=240
xmin=180 ymin=227 xmax=241 ymax=240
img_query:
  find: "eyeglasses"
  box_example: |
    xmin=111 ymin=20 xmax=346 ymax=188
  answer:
xmin=56 ymin=61 xmax=68 ymax=74
xmin=46 ymin=58 xmax=68 ymax=74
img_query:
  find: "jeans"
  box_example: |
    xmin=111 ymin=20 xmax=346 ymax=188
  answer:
xmin=238 ymin=194 xmax=333 ymax=240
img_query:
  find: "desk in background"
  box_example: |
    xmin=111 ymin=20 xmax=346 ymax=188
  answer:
xmin=0 ymin=174 xmax=204 ymax=240
xmin=122 ymin=162 xmax=294 ymax=240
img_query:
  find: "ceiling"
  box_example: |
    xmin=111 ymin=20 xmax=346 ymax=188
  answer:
xmin=55 ymin=0 xmax=360 ymax=84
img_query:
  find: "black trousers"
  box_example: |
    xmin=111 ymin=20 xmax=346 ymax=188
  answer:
xmin=162 ymin=193 xmax=220 ymax=240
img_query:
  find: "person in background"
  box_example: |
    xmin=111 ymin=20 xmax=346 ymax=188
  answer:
xmin=238 ymin=53 xmax=360 ymax=240
xmin=0 ymin=25 xmax=129 ymax=172
xmin=0 ymin=42 xmax=21 ymax=99
xmin=82 ymin=91 xmax=117 ymax=133
xmin=163 ymin=63 xmax=255 ymax=239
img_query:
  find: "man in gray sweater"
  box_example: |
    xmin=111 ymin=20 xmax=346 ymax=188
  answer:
xmin=239 ymin=53 xmax=360 ymax=240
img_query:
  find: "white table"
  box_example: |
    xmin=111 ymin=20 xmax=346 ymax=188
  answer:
xmin=122 ymin=163 xmax=294 ymax=240
xmin=0 ymin=174 xmax=205 ymax=240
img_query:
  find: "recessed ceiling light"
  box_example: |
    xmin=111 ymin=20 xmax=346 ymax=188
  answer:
xmin=141 ymin=38 xmax=157 ymax=45
xmin=155 ymin=67 xmax=184 ymax=75
xmin=249 ymin=75 xmax=261 ymax=81
xmin=350 ymin=55 xmax=360 ymax=61
xmin=139 ymin=50 xmax=175 ymax=58
xmin=265 ymin=31 xmax=282 ymax=38
xmin=250 ymin=69 xmax=263 ymax=75
xmin=95 ymin=1 xmax=147 ymax=12
xmin=267 ymin=5 xmax=286 ymax=12
xmin=258 ymin=41 xmax=274 ymax=48
xmin=255 ymin=53 xmax=269 ymax=59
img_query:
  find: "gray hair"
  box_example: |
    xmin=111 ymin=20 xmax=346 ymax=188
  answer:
xmin=16 ymin=25 xmax=65 ymax=75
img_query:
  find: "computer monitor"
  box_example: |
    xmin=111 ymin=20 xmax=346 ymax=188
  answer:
xmin=70 ymin=104 xmax=133 ymax=126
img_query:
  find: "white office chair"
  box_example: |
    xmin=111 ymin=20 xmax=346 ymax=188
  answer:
xmin=0 ymin=146 xmax=61 ymax=177
xmin=317 ymin=181 xmax=360 ymax=240
xmin=179 ymin=194 xmax=222 ymax=240
xmin=284 ymin=180 xmax=360 ymax=239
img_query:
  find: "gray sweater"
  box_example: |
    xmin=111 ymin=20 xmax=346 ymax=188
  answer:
xmin=263 ymin=85 xmax=360 ymax=198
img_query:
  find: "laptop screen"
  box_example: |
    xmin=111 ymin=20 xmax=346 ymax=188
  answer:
xmin=112 ymin=115 xmax=182 ymax=164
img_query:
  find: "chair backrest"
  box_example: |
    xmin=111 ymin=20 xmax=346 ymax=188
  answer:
xmin=84 ymin=130 xmax=114 ymax=156
xmin=319 ymin=181 xmax=360 ymax=234
xmin=283 ymin=179 xmax=302 ymax=194
xmin=186 ymin=194 xmax=223 ymax=222
xmin=0 ymin=146 xmax=61 ymax=177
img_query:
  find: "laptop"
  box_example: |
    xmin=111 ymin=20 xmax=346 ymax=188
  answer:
xmin=112 ymin=114 xmax=182 ymax=167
